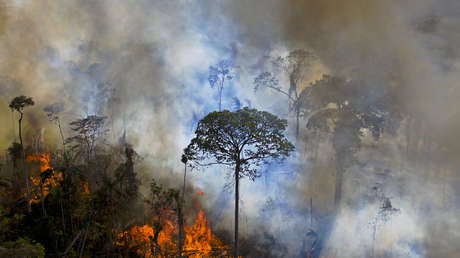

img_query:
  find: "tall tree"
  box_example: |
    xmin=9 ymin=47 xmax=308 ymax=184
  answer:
xmin=183 ymin=107 xmax=294 ymax=258
xmin=178 ymin=154 xmax=188 ymax=257
xmin=208 ymin=60 xmax=234 ymax=111
xmin=255 ymin=49 xmax=316 ymax=140
xmin=9 ymin=95 xmax=35 ymax=213
xmin=300 ymin=75 xmax=401 ymax=208
xmin=43 ymin=103 xmax=66 ymax=150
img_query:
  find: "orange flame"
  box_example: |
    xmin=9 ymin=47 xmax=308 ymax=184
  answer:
xmin=26 ymin=153 xmax=62 ymax=203
xmin=183 ymin=210 xmax=228 ymax=256
xmin=196 ymin=189 xmax=204 ymax=196
xmin=116 ymin=209 xmax=229 ymax=257
xmin=26 ymin=153 xmax=90 ymax=203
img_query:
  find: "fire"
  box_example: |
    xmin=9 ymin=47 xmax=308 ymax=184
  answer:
xmin=116 ymin=209 xmax=229 ymax=257
xmin=183 ymin=210 xmax=228 ymax=256
xmin=196 ymin=189 xmax=204 ymax=196
xmin=26 ymin=153 xmax=62 ymax=203
xmin=26 ymin=153 xmax=90 ymax=203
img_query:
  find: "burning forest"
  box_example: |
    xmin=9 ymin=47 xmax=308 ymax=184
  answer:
xmin=1 ymin=0 xmax=460 ymax=257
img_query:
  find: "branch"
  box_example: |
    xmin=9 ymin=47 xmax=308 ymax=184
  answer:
xmin=62 ymin=230 xmax=82 ymax=257
xmin=267 ymin=85 xmax=296 ymax=102
xmin=194 ymin=161 xmax=235 ymax=167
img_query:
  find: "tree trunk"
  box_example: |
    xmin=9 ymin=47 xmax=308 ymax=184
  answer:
xmin=334 ymin=166 xmax=344 ymax=209
xmin=63 ymin=230 xmax=82 ymax=257
xmin=60 ymin=199 xmax=66 ymax=233
xmin=234 ymin=163 xmax=240 ymax=258
xmin=40 ymin=182 xmax=46 ymax=216
xmin=219 ymin=86 xmax=223 ymax=111
xmin=57 ymin=118 xmax=66 ymax=151
xmin=19 ymin=112 xmax=32 ymax=213
xmin=295 ymin=105 xmax=300 ymax=141
xmin=178 ymin=163 xmax=187 ymax=257
xmin=79 ymin=221 xmax=90 ymax=258
xmin=153 ymin=230 xmax=160 ymax=258
xmin=310 ymin=197 xmax=313 ymax=228
xmin=218 ymin=78 xmax=225 ymax=111
xmin=177 ymin=206 xmax=183 ymax=257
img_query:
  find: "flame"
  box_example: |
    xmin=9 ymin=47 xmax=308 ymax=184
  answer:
xmin=196 ymin=189 xmax=204 ymax=196
xmin=26 ymin=153 xmax=90 ymax=203
xmin=116 ymin=209 xmax=230 ymax=257
xmin=183 ymin=210 xmax=228 ymax=256
xmin=26 ymin=153 xmax=62 ymax=203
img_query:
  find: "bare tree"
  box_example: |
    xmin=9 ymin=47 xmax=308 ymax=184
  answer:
xmin=67 ymin=115 xmax=107 ymax=163
xmin=255 ymin=49 xmax=316 ymax=141
xmin=208 ymin=60 xmax=234 ymax=111
xmin=369 ymin=191 xmax=400 ymax=257
xmin=43 ymin=102 xmax=66 ymax=150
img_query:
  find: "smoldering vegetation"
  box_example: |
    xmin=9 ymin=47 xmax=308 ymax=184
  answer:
xmin=0 ymin=0 xmax=459 ymax=257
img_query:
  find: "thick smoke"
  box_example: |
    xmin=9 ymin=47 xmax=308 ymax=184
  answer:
xmin=0 ymin=0 xmax=459 ymax=257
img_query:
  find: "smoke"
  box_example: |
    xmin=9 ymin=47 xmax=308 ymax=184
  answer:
xmin=0 ymin=0 xmax=459 ymax=257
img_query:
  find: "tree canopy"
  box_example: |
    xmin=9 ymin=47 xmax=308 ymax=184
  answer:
xmin=9 ymin=95 xmax=35 ymax=113
xmin=184 ymin=107 xmax=294 ymax=180
xmin=184 ymin=107 xmax=294 ymax=257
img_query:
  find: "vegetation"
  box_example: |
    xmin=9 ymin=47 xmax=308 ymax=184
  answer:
xmin=0 ymin=96 xmax=144 ymax=256
xmin=208 ymin=60 xmax=234 ymax=111
xmin=9 ymin=95 xmax=35 ymax=213
xmin=2 ymin=92 xmax=296 ymax=257
xmin=184 ymin=107 xmax=294 ymax=257
xmin=300 ymin=75 xmax=401 ymax=208
xmin=0 ymin=46 xmax=411 ymax=258
xmin=255 ymin=49 xmax=316 ymax=141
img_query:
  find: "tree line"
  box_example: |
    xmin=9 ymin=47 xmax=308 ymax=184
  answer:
xmin=1 ymin=48 xmax=425 ymax=257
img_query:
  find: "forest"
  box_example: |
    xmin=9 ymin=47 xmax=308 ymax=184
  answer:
xmin=1 ymin=1 xmax=459 ymax=258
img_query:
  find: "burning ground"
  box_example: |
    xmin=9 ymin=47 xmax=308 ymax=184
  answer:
xmin=1 ymin=0 xmax=460 ymax=257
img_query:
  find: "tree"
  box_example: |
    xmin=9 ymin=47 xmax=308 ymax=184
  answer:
xmin=178 ymin=154 xmax=188 ymax=257
xmin=183 ymin=107 xmax=294 ymax=258
xmin=255 ymin=49 xmax=316 ymax=140
xmin=208 ymin=60 xmax=234 ymax=111
xmin=147 ymin=179 xmax=180 ymax=257
xmin=43 ymin=103 xmax=66 ymax=150
xmin=9 ymin=95 xmax=35 ymax=213
xmin=67 ymin=115 xmax=107 ymax=163
xmin=369 ymin=188 xmax=400 ymax=257
xmin=300 ymin=75 xmax=401 ymax=209
xmin=114 ymin=145 xmax=139 ymax=202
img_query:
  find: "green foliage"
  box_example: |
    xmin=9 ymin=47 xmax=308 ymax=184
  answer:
xmin=184 ymin=107 xmax=294 ymax=180
xmin=0 ymin=136 xmax=143 ymax=256
xmin=0 ymin=237 xmax=45 ymax=258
